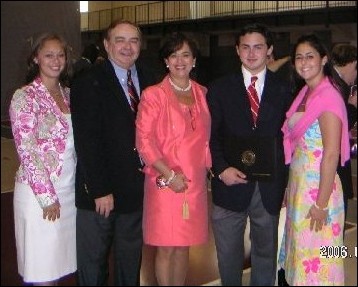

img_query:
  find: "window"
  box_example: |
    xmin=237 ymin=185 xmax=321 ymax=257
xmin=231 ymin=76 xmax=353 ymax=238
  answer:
xmin=80 ymin=1 xmax=88 ymax=13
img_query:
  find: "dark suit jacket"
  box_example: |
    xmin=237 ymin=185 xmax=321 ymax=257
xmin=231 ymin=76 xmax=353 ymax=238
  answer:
xmin=70 ymin=59 xmax=157 ymax=213
xmin=72 ymin=58 xmax=92 ymax=81
xmin=207 ymin=69 xmax=292 ymax=215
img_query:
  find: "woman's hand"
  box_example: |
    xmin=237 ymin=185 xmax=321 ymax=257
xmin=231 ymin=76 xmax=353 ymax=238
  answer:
xmin=168 ymin=173 xmax=190 ymax=193
xmin=306 ymin=204 xmax=328 ymax=232
xmin=43 ymin=201 xmax=61 ymax=221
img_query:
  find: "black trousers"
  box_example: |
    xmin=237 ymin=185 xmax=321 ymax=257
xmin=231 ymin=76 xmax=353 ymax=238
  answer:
xmin=277 ymin=268 xmax=289 ymax=286
xmin=337 ymin=159 xmax=354 ymax=221
xmin=76 ymin=209 xmax=143 ymax=286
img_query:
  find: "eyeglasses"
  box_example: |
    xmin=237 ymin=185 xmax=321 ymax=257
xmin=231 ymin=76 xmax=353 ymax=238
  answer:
xmin=350 ymin=84 xmax=357 ymax=97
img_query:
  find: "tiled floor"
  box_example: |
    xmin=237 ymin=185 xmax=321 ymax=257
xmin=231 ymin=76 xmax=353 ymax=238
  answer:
xmin=1 ymin=136 xmax=357 ymax=286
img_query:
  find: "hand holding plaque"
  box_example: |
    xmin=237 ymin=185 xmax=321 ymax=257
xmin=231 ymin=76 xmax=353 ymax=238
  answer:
xmin=224 ymin=136 xmax=277 ymax=181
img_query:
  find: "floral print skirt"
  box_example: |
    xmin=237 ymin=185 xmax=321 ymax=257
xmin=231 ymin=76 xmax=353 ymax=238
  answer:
xmin=278 ymin=120 xmax=345 ymax=286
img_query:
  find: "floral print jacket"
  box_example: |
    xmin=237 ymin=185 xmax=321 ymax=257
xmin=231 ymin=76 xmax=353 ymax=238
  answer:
xmin=9 ymin=77 xmax=71 ymax=208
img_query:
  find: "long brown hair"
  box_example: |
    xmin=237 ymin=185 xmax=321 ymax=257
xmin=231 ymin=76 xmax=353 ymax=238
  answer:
xmin=26 ymin=33 xmax=72 ymax=86
xmin=290 ymin=34 xmax=345 ymax=98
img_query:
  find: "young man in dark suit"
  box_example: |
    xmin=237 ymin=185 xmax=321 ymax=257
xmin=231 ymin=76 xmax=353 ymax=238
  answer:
xmin=70 ymin=20 xmax=157 ymax=286
xmin=207 ymin=23 xmax=292 ymax=285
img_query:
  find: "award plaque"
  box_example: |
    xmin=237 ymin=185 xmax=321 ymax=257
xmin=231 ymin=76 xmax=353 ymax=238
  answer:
xmin=224 ymin=136 xmax=278 ymax=181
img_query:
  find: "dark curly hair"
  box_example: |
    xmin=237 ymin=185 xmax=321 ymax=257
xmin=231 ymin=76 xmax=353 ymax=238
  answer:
xmin=159 ymin=32 xmax=198 ymax=63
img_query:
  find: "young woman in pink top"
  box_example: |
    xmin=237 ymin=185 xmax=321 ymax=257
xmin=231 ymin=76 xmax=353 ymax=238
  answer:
xmin=279 ymin=34 xmax=350 ymax=286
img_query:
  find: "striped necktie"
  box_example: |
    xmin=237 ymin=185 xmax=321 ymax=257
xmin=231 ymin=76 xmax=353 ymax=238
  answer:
xmin=247 ymin=76 xmax=260 ymax=126
xmin=127 ymin=69 xmax=139 ymax=114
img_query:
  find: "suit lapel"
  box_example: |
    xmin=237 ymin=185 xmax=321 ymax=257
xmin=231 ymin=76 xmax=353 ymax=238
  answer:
xmin=137 ymin=66 xmax=150 ymax=93
xmin=259 ymin=71 xmax=277 ymax=123
xmin=101 ymin=60 xmax=135 ymax=118
xmin=233 ymin=72 xmax=255 ymax=126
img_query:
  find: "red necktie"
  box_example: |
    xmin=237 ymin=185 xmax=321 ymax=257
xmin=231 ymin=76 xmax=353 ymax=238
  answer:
xmin=127 ymin=69 xmax=139 ymax=114
xmin=247 ymin=76 xmax=259 ymax=126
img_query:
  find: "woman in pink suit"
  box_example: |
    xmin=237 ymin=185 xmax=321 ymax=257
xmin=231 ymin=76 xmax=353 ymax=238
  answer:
xmin=136 ymin=32 xmax=211 ymax=285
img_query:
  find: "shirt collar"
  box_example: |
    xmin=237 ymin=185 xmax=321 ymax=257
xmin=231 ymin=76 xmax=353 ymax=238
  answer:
xmin=109 ymin=59 xmax=137 ymax=82
xmin=241 ymin=65 xmax=266 ymax=96
xmin=242 ymin=66 xmax=266 ymax=87
xmin=334 ymin=66 xmax=343 ymax=79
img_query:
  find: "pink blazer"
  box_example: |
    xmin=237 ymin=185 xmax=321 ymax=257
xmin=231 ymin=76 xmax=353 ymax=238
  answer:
xmin=136 ymin=75 xmax=211 ymax=176
xmin=9 ymin=77 xmax=71 ymax=208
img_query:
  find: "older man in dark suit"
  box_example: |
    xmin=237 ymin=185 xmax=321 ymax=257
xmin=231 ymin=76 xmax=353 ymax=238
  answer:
xmin=70 ymin=20 xmax=157 ymax=286
xmin=207 ymin=23 xmax=292 ymax=286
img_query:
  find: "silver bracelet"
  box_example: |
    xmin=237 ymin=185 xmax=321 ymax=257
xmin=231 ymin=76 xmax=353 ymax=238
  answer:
xmin=314 ymin=202 xmax=328 ymax=211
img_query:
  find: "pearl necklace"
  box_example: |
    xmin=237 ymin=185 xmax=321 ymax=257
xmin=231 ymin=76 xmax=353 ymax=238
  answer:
xmin=169 ymin=77 xmax=192 ymax=92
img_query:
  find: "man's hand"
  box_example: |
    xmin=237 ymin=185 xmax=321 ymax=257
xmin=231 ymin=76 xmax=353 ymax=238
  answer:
xmin=95 ymin=194 xmax=114 ymax=218
xmin=218 ymin=167 xmax=248 ymax=185
xmin=348 ymin=92 xmax=357 ymax=108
